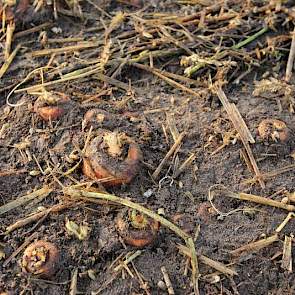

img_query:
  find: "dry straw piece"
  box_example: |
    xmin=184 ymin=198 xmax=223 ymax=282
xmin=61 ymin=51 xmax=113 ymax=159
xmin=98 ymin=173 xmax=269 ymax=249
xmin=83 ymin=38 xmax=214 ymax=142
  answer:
xmin=0 ymin=187 xmax=52 ymax=216
xmin=230 ymin=234 xmax=279 ymax=257
xmin=209 ymin=184 xmax=295 ymax=213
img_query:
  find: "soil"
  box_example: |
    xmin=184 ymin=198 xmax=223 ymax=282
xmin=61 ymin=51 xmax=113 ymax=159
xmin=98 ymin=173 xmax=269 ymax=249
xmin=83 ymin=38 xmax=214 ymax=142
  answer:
xmin=1 ymin=1 xmax=295 ymax=295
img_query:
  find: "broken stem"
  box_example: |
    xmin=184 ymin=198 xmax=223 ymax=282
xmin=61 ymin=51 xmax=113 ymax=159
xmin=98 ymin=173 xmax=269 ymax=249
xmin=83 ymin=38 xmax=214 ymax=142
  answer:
xmin=285 ymin=27 xmax=295 ymax=82
xmin=231 ymin=234 xmax=279 ymax=256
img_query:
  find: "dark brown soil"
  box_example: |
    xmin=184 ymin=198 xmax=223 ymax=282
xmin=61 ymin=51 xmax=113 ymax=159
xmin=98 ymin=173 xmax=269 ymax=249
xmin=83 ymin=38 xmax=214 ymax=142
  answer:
xmin=1 ymin=1 xmax=295 ymax=295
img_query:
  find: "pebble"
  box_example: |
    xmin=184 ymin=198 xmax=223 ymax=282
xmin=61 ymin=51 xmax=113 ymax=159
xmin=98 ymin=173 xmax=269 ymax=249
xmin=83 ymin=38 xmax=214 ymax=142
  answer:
xmin=157 ymin=280 xmax=166 ymax=290
xmin=143 ymin=189 xmax=153 ymax=198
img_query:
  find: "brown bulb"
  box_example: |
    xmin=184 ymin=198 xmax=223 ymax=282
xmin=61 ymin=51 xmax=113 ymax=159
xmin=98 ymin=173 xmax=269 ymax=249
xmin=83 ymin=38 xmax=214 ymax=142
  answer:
xmin=22 ymin=240 xmax=60 ymax=278
xmin=34 ymin=92 xmax=69 ymax=121
xmin=36 ymin=106 xmax=64 ymax=121
xmin=83 ymin=129 xmax=142 ymax=186
xmin=115 ymin=209 xmax=159 ymax=248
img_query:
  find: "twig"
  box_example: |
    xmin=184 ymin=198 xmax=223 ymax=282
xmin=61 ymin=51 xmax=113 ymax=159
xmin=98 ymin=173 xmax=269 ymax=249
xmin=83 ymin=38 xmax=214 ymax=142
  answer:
xmin=177 ymin=244 xmax=237 ymax=276
xmin=232 ymin=27 xmax=268 ymax=50
xmin=213 ymin=85 xmax=265 ymax=188
xmin=131 ymin=261 xmax=151 ymax=295
xmin=5 ymin=202 xmax=73 ymax=234
xmin=69 ymin=268 xmax=78 ymax=295
xmin=14 ymin=66 xmax=102 ymax=93
xmin=31 ymin=42 xmax=100 ymax=57
xmin=0 ymin=186 xmax=52 ymax=216
xmin=0 ymin=169 xmax=27 ymax=177
xmin=275 ymin=213 xmax=295 ymax=233
xmin=152 ymin=132 xmax=185 ymax=180
xmin=281 ymin=235 xmax=292 ymax=272
xmin=133 ymin=62 xmax=202 ymax=87
xmin=4 ymin=22 xmax=15 ymax=60
xmin=0 ymin=43 xmax=22 ymax=80
xmin=244 ymin=164 xmax=295 ymax=185
xmin=94 ymin=72 xmax=143 ymax=94
xmin=133 ymin=63 xmax=202 ymax=99
xmin=209 ymin=185 xmax=295 ymax=212
xmin=238 ymin=192 xmax=295 ymax=211
xmin=6 ymin=65 xmax=53 ymax=107
xmin=161 ymin=266 xmax=175 ymax=295
xmin=114 ymin=250 xmax=142 ymax=272
xmin=84 ymin=0 xmax=111 ymax=18
xmin=230 ymin=234 xmax=279 ymax=257
xmin=285 ymin=27 xmax=295 ymax=82
xmin=166 ymin=113 xmax=180 ymax=142
xmin=173 ymin=153 xmax=196 ymax=178
xmin=198 ymin=254 xmax=237 ymax=276
xmin=13 ymin=22 xmax=53 ymax=39
xmin=3 ymin=232 xmax=38 ymax=267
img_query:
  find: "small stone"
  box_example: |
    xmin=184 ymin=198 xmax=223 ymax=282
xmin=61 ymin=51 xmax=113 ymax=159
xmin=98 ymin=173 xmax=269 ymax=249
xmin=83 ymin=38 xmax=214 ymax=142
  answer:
xmin=51 ymin=27 xmax=62 ymax=34
xmin=143 ymin=189 xmax=153 ymax=198
xmin=157 ymin=280 xmax=166 ymax=290
xmin=217 ymin=215 xmax=225 ymax=221
xmin=29 ymin=170 xmax=40 ymax=176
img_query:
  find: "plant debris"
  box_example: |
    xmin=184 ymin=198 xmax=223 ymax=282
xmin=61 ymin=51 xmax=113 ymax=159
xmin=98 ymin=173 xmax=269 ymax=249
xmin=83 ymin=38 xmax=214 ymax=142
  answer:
xmin=65 ymin=219 xmax=90 ymax=240
xmin=1 ymin=0 xmax=295 ymax=294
